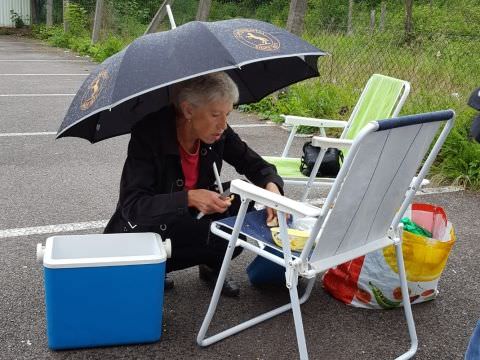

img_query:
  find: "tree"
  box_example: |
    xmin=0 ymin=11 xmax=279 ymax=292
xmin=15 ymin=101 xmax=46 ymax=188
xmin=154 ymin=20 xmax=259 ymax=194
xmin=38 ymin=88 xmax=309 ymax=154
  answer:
xmin=196 ymin=0 xmax=212 ymax=21
xmin=404 ymin=0 xmax=414 ymax=40
xmin=30 ymin=0 xmax=38 ymax=24
xmin=286 ymin=0 xmax=308 ymax=36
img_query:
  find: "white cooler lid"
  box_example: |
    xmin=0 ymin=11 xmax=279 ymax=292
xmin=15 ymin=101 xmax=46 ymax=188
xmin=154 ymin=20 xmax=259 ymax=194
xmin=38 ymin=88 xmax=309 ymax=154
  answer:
xmin=43 ymin=232 xmax=167 ymax=269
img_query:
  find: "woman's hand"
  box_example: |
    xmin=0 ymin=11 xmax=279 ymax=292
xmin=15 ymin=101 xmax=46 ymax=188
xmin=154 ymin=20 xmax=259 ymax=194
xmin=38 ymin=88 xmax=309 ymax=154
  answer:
xmin=264 ymin=182 xmax=282 ymax=224
xmin=188 ymin=189 xmax=232 ymax=215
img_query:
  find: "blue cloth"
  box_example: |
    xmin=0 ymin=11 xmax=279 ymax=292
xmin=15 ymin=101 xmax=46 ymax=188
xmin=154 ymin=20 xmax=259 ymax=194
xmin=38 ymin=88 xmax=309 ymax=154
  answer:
xmin=217 ymin=209 xmax=298 ymax=286
xmin=217 ymin=209 xmax=299 ymax=254
xmin=246 ymin=246 xmax=285 ymax=285
xmin=466 ymin=320 xmax=480 ymax=360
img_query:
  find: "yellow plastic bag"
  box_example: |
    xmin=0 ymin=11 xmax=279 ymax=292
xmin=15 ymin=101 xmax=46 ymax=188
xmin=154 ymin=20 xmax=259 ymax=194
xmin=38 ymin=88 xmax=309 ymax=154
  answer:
xmin=323 ymin=203 xmax=456 ymax=309
xmin=383 ymin=203 xmax=456 ymax=282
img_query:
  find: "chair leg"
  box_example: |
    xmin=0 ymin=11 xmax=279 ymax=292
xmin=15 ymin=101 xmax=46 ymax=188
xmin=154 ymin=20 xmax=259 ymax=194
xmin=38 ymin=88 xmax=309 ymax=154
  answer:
xmin=198 ymin=273 xmax=317 ymax=353
xmin=289 ymin=276 xmax=309 ymax=360
xmin=197 ymin=200 xmax=250 ymax=346
xmin=394 ymin=239 xmax=418 ymax=360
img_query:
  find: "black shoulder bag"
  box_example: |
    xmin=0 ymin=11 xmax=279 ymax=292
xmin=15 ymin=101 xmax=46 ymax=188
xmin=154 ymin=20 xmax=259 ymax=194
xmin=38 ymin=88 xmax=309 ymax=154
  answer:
xmin=299 ymin=141 xmax=343 ymax=178
xmin=468 ymin=87 xmax=480 ymax=143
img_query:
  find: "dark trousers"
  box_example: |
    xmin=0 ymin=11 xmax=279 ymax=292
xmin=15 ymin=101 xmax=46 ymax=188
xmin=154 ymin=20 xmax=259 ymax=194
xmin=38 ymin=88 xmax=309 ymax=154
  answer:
xmin=164 ymin=195 xmax=251 ymax=273
xmin=104 ymin=187 xmax=253 ymax=273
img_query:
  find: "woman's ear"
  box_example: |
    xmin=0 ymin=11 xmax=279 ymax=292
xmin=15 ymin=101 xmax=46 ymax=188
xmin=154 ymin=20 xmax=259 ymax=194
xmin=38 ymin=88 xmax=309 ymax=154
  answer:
xmin=180 ymin=101 xmax=194 ymax=120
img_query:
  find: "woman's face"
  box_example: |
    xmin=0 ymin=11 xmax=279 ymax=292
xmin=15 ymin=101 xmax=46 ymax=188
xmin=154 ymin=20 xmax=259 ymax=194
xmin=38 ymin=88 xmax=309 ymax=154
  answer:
xmin=185 ymin=99 xmax=233 ymax=144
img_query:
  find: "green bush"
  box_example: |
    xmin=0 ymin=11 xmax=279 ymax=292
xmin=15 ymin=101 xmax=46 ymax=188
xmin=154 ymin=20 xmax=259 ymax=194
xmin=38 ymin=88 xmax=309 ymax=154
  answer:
xmin=242 ymin=82 xmax=352 ymax=134
xmin=91 ymin=36 xmax=125 ymax=62
xmin=28 ymin=0 xmax=480 ymax=189
xmin=255 ymin=0 xmax=289 ymax=25
xmin=64 ymin=3 xmax=89 ymax=37
xmin=10 ymin=10 xmax=25 ymax=28
xmin=306 ymin=0 xmax=349 ymax=32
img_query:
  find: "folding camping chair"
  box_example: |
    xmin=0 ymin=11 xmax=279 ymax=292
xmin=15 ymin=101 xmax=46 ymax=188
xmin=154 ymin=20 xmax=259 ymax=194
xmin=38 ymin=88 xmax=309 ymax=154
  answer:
xmin=197 ymin=110 xmax=455 ymax=359
xmin=263 ymin=73 xmax=411 ymax=200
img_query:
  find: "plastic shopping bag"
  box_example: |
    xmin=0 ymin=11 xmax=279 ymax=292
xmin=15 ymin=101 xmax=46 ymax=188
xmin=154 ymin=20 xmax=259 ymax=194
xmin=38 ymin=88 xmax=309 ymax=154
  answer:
xmin=322 ymin=203 xmax=456 ymax=309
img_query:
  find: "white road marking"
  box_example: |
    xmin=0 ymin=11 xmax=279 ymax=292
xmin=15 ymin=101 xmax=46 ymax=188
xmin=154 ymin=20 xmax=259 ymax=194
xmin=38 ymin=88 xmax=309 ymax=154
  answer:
xmin=0 ymin=41 xmax=51 ymax=44
xmin=0 ymin=59 xmax=89 ymax=62
xmin=0 ymin=132 xmax=56 ymax=137
xmin=0 ymin=94 xmax=75 ymax=97
xmin=308 ymin=186 xmax=463 ymax=206
xmin=0 ymin=186 xmax=463 ymax=239
xmin=0 ymin=124 xmax=277 ymax=137
xmin=416 ymin=185 xmax=464 ymax=195
xmin=0 ymin=74 xmax=88 ymax=76
xmin=231 ymin=124 xmax=276 ymax=128
xmin=0 ymin=220 xmax=108 ymax=239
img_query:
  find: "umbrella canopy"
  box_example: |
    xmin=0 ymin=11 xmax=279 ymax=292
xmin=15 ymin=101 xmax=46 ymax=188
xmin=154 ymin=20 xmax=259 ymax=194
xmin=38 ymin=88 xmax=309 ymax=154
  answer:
xmin=57 ymin=18 xmax=327 ymax=143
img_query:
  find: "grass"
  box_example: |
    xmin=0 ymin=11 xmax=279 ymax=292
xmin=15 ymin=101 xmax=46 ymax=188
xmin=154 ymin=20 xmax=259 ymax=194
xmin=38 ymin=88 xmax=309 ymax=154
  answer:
xmin=242 ymin=27 xmax=480 ymax=189
xmin=25 ymin=0 xmax=480 ymax=189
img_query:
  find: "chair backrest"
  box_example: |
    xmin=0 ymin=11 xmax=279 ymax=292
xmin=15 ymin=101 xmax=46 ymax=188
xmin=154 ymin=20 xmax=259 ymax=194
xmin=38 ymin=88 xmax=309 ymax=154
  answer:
xmin=309 ymin=110 xmax=454 ymax=266
xmin=341 ymin=74 xmax=410 ymax=141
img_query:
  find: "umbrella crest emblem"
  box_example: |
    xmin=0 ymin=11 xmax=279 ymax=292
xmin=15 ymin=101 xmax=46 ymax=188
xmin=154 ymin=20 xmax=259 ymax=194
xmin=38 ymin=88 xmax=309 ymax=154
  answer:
xmin=233 ymin=29 xmax=280 ymax=51
xmin=80 ymin=70 xmax=109 ymax=111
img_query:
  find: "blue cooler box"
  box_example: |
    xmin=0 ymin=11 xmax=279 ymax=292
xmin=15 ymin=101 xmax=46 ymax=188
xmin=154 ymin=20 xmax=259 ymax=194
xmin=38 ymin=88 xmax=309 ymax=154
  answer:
xmin=38 ymin=232 xmax=168 ymax=350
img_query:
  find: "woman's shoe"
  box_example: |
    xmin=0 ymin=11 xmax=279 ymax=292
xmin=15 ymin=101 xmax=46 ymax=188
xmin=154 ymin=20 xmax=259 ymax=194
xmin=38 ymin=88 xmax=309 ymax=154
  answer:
xmin=199 ymin=264 xmax=240 ymax=297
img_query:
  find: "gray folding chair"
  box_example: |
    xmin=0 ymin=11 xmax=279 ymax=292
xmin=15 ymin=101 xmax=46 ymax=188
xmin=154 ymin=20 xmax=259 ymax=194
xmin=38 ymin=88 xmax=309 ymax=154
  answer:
xmin=197 ymin=110 xmax=455 ymax=359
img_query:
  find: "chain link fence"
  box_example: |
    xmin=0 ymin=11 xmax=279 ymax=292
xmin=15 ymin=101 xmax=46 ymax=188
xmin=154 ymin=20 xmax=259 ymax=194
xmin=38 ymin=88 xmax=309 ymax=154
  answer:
xmin=19 ymin=0 xmax=480 ymax=186
xmin=27 ymin=1 xmax=478 ymax=120
xmin=312 ymin=29 xmax=478 ymax=116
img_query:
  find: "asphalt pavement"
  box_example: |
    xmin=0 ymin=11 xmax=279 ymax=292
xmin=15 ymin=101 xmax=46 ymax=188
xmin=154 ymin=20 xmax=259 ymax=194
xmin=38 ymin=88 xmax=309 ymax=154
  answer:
xmin=0 ymin=35 xmax=479 ymax=360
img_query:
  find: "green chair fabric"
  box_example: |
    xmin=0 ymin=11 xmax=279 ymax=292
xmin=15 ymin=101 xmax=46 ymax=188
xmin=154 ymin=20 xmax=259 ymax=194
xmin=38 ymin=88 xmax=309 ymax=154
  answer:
xmin=266 ymin=74 xmax=409 ymax=179
xmin=343 ymin=74 xmax=407 ymax=140
xmin=263 ymin=156 xmax=309 ymax=178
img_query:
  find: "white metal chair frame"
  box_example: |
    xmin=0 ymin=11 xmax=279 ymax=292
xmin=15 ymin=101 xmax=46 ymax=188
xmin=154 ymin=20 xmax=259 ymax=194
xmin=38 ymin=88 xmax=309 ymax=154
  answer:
xmin=197 ymin=110 xmax=455 ymax=360
xmin=271 ymin=74 xmax=411 ymax=201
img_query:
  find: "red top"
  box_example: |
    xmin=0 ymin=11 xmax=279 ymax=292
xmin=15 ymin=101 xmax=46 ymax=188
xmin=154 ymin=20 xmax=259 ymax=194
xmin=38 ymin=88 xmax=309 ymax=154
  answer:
xmin=179 ymin=141 xmax=200 ymax=191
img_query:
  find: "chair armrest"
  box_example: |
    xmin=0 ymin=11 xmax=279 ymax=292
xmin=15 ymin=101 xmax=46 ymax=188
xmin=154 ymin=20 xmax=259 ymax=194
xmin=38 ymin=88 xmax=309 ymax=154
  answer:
xmin=311 ymin=136 xmax=353 ymax=149
xmin=230 ymin=179 xmax=321 ymax=218
xmin=281 ymin=115 xmax=347 ymax=128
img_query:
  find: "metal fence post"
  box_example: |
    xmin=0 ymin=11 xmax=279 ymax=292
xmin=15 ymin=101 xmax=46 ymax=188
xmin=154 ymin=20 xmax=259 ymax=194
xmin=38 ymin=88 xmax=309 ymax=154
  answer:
xmin=379 ymin=1 xmax=386 ymax=31
xmin=370 ymin=9 xmax=375 ymax=34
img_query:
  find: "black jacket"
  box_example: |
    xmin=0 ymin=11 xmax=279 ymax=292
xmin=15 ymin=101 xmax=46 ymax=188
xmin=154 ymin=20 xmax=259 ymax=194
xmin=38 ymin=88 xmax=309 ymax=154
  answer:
xmin=104 ymin=106 xmax=283 ymax=234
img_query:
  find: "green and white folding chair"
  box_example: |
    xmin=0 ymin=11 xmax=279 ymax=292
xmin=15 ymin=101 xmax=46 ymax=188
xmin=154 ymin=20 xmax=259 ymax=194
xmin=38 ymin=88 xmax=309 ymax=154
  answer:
xmin=198 ymin=110 xmax=455 ymax=360
xmin=264 ymin=73 xmax=411 ymax=200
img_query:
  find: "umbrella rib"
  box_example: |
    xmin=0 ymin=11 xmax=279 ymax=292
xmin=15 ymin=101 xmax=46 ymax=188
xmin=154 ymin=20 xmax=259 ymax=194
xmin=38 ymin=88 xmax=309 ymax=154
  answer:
xmin=198 ymin=21 xmax=238 ymax=67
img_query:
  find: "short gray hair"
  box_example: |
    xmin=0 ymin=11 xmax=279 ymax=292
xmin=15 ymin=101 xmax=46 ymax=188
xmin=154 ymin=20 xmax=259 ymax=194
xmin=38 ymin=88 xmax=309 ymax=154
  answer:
xmin=170 ymin=72 xmax=239 ymax=108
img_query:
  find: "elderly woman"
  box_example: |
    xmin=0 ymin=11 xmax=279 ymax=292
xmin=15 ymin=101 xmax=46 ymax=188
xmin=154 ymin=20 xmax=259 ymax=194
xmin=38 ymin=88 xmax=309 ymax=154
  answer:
xmin=104 ymin=72 xmax=283 ymax=297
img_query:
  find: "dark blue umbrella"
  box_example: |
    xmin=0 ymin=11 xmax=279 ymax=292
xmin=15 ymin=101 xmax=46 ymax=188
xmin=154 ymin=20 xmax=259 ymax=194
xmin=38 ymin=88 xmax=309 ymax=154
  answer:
xmin=57 ymin=18 xmax=327 ymax=143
